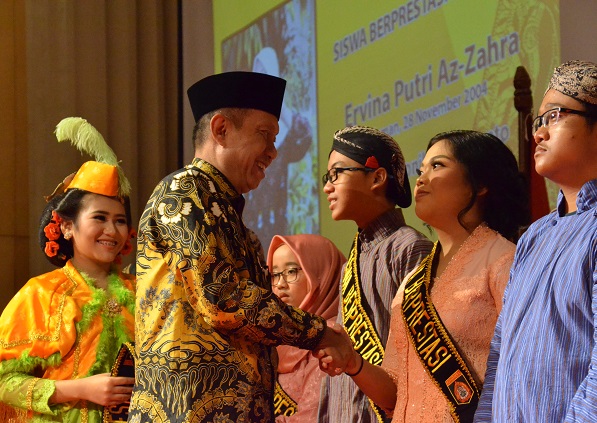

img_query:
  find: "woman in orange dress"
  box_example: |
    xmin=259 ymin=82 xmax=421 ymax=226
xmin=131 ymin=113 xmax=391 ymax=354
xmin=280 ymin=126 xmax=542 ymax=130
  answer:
xmin=0 ymin=118 xmax=136 ymax=422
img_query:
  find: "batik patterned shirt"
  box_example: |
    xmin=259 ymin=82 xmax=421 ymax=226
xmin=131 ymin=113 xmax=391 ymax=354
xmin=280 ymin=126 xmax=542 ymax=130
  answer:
xmin=129 ymin=159 xmax=326 ymax=423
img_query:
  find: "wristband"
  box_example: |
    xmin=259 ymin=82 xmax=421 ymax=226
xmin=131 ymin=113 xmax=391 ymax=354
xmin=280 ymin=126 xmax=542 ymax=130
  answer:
xmin=345 ymin=353 xmax=364 ymax=377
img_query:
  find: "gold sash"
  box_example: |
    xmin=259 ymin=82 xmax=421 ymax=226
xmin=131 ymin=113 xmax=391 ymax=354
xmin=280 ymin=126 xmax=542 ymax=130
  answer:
xmin=273 ymin=381 xmax=297 ymax=417
xmin=401 ymin=243 xmax=479 ymax=423
xmin=341 ymin=235 xmax=388 ymax=423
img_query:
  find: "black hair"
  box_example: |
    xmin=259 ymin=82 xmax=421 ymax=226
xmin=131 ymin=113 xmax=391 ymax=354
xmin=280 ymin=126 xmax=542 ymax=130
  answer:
xmin=38 ymin=189 xmax=132 ymax=267
xmin=427 ymin=130 xmax=530 ymax=242
xmin=581 ymin=99 xmax=597 ymax=127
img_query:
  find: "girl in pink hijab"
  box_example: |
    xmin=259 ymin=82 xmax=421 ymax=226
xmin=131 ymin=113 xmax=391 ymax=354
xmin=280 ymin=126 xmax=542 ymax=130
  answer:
xmin=268 ymin=234 xmax=346 ymax=422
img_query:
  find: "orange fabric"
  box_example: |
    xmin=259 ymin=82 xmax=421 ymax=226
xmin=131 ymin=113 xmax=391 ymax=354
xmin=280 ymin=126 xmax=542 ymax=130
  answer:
xmin=0 ymin=402 xmax=26 ymax=422
xmin=66 ymin=161 xmax=119 ymax=197
xmin=0 ymin=261 xmax=135 ymax=379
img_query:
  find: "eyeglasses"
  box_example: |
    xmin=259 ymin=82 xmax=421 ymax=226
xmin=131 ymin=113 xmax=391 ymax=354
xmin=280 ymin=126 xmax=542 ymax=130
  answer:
xmin=532 ymin=107 xmax=593 ymax=134
xmin=322 ymin=167 xmax=374 ymax=185
xmin=271 ymin=267 xmax=302 ymax=287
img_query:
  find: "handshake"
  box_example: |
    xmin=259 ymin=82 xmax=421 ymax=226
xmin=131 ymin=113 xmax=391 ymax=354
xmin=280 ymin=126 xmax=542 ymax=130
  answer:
xmin=313 ymin=323 xmax=365 ymax=377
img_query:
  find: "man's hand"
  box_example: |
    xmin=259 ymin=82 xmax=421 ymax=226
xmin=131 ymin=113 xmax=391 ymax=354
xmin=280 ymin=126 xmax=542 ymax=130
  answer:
xmin=313 ymin=324 xmax=360 ymax=376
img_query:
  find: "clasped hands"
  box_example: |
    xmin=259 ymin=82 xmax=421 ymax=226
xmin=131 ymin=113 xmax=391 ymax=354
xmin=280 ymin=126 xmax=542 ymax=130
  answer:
xmin=313 ymin=323 xmax=362 ymax=377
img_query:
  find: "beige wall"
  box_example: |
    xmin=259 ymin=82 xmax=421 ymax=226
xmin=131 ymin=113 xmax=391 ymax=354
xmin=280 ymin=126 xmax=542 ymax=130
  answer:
xmin=0 ymin=1 xmax=29 ymax=310
xmin=560 ymin=0 xmax=597 ymax=64
xmin=181 ymin=0 xmax=214 ymax=164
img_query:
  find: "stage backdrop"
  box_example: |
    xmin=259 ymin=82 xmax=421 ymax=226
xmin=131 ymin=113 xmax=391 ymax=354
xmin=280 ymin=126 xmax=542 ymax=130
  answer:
xmin=210 ymin=0 xmax=560 ymax=254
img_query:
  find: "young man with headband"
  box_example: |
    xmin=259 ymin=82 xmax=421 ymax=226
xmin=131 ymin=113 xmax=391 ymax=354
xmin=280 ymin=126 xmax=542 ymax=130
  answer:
xmin=476 ymin=60 xmax=597 ymax=422
xmin=318 ymin=126 xmax=433 ymax=423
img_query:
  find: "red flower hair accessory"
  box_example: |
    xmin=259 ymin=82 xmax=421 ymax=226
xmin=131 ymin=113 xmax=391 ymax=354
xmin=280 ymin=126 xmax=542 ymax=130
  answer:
xmin=44 ymin=211 xmax=64 ymax=258
xmin=119 ymin=228 xmax=137 ymax=257
xmin=114 ymin=228 xmax=137 ymax=265
xmin=44 ymin=241 xmax=60 ymax=258
xmin=365 ymin=156 xmax=380 ymax=169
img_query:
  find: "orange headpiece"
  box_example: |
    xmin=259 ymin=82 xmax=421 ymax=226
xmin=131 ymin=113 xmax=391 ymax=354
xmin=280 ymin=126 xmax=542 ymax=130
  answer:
xmin=66 ymin=161 xmax=119 ymax=197
xmin=45 ymin=117 xmax=131 ymax=202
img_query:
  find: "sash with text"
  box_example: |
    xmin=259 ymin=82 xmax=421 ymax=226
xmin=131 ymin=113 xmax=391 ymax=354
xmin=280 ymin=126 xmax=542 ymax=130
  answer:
xmin=401 ymin=243 xmax=479 ymax=423
xmin=342 ymin=235 xmax=388 ymax=423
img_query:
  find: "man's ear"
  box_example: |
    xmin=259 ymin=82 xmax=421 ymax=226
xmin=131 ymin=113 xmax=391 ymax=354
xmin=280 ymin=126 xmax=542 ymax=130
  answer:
xmin=210 ymin=113 xmax=228 ymax=146
xmin=371 ymin=167 xmax=388 ymax=191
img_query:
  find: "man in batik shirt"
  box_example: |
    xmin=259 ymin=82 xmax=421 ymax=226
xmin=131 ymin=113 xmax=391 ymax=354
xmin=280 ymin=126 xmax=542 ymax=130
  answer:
xmin=129 ymin=72 xmax=343 ymax=423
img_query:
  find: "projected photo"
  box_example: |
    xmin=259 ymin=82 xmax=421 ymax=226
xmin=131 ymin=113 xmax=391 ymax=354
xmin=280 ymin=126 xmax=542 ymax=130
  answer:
xmin=221 ymin=0 xmax=318 ymax=250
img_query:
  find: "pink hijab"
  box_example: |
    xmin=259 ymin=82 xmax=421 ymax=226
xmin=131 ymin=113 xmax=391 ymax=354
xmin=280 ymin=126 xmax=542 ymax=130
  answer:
xmin=267 ymin=234 xmax=346 ymax=373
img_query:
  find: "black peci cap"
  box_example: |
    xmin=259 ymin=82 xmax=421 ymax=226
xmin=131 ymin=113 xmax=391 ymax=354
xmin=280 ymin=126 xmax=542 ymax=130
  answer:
xmin=187 ymin=71 xmax=287 ymax=122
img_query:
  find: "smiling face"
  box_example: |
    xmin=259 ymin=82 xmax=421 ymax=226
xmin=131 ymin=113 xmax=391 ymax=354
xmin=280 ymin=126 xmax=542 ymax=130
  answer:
xmin=271 ymin=244 xmax=309 ymax=307
xmin=415 ymin=140 xmax=476 ymax=231
xmin=221 ymin=109 xmax=280 ymax=194
xmin=62 ymin=193 xmax=129 ymax=274
xmin=533 ymin=89 xmax=597 ymax=190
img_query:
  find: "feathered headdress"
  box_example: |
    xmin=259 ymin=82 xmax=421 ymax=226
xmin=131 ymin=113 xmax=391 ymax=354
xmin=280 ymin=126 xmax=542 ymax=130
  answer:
xmin=46 ymin=117 xmax=131 ymax=201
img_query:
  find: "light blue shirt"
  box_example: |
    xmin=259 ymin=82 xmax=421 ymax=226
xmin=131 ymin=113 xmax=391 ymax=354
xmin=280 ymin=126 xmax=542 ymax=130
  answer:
xmin=475 ymin=179 xmax=597 ymax=422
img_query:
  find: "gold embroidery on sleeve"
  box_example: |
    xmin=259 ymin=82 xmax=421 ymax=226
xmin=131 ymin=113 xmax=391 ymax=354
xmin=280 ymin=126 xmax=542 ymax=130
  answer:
xmin=25 ymin=377 xmax=39 ymax=411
